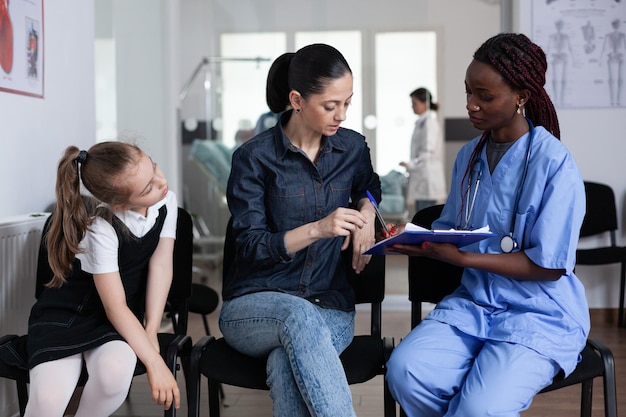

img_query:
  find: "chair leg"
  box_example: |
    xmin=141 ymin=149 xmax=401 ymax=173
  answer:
xmin=580 ymin=379 xmax=593 ymax=417
xmin=208 ymin=378 xmax=222 ymax=417
xmin=603 ymin=365 xmax=618 ymax=417
xmin=617 ymin=262 xmax=626 ymax=327
xmin=17 ymin=379 xmax=28 ymax=417
xmin=202 ymin=315 xmax=211 ymax=335
xmin=384 ymin=378 xmax=397 ymax=417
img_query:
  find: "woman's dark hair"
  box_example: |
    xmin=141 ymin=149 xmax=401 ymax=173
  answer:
xmin=46 ymin=141 xmax=143 ymax=287
xmin=410 ymin=87 xmax=439 ymax=111
xmin=473 ymin=32 xmax=560 ymax=139
xmin=266 ymin=43 xmax=352 ymax=113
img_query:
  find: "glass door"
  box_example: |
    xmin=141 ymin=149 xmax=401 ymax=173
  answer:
xmin=373 ymin=31 xmax=437 ymax=176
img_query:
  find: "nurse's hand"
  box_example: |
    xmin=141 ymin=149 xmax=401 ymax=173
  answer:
xmin=390 ymin=241 xmax=462 ymax=265
xmin=376 ymin=223 xmax=404 ymax=241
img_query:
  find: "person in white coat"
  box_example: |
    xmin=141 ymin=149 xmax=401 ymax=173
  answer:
xmin=400 ymin=87 xmax=447 ymax=213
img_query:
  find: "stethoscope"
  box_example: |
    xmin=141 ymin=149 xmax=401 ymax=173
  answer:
xmin=462 ymin=118 xmax=535 ymax=253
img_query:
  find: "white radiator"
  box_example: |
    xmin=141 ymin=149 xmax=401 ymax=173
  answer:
xmin=0 ymin=213 xmax=49 ymax=417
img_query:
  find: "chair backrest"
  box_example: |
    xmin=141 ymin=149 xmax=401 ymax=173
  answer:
xmin=579 ymin=181 xmax=618 ymax=244
xmin=168 ymin=207 xmax=194 ymax=335
xmin=35 ymin=207 xmax=193 ymax=335
xmin=408 ymin=204 xmax=464 ymax=327
xmin=222 ymin=217 xmax=386 ymax=337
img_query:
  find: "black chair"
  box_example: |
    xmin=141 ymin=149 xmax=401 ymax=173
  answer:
xmin=188 ymin=212 xmax=222 ymax=336
xmin=575 ymin=181 xmax=626 ymax=327
xmin=400 ymin=204 xmax=617 ymax=417
xmin=0 ymin=207 xmax=194 ymax=417
xmin=187 ymin=218 xmax=396 ymax=417
xmin=188 ymin=282 xmax=220 ymax=336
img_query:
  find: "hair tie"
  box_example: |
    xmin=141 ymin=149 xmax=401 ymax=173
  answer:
xmin=76 ymin=150 xmax=88 ymax=164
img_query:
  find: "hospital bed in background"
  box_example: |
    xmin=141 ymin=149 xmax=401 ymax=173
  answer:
xmin=183 ymin=139 xmax=233 ymax=282
xmin=379 ymin=170 xmax=409 ymax=224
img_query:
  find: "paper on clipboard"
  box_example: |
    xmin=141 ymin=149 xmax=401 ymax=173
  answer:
xmin=363 ymin=223 xmax=495 ymax=255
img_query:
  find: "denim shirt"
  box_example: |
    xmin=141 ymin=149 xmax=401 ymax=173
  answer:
xmin=223 ymin=111 xmax=381 ymax=311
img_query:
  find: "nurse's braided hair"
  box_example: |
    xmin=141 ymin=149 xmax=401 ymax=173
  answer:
xmin=474 ymin=32 xmax=560 ymax=140
xmin=458 ymin=33 xmax=561 ymax=228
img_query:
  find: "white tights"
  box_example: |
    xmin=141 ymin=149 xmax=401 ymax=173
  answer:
xmin=24 ymin=340 xmax=137 ymax=417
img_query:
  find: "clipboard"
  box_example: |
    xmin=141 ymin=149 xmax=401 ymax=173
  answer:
xmin=364 ymin=223 xmax=495 ymax=255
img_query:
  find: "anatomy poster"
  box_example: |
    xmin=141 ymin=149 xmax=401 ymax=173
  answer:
xmin=532 ymin=0 xmax=625 ymax=108
xmin=0 ymin=0 xmax=43 ymax=98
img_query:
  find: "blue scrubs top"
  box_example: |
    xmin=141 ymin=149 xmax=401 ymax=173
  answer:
xmin=430 ymin=125 xmax=590 ymax=376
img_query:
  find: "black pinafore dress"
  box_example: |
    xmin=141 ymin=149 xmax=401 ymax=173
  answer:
xmin=26 ymin=205 xmax=167 ymax=369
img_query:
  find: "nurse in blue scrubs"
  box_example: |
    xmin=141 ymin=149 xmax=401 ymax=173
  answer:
xmin=385 ymin=33 xmax=589 ymax=417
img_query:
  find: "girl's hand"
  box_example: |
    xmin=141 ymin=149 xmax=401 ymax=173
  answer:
xmin=147 ymin=331 xmax=160 ymax=353
xmin=146 ymin=358 xmax=181 ymax=410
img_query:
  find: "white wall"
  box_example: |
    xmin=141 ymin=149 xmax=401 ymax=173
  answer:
xmin=1 ymin=0 xmax=623 ymax=309
xmin=0 ymin=1 xmax=96 ymax=218
xmin=110 ymin=0 xmax=183 ymax=198
xmin=516 ymin=1 xmax=626 ymax=308
xmin=0 ymin=0 xmax=184 ymax=220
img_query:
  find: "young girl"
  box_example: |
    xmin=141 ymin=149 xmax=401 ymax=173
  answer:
xmin=386 ymin=33 xmax=589 ymax=416
xmin=25 ymin=142 xmax=180 ymax=417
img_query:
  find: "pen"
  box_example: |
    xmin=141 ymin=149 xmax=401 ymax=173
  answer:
xmin=366 ymin=190 xmax=391 ymax=235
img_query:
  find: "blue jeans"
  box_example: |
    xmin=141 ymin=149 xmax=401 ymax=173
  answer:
xmin=219 ymin=291 xmax=357 ymax=417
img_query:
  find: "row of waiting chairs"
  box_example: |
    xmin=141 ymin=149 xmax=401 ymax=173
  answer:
xmin=0 ymin=179 xmax=622 ymax=416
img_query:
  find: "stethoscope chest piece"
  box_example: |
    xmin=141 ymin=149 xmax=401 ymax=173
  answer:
xmin=500 ymin=233 xmax=517 ymax=253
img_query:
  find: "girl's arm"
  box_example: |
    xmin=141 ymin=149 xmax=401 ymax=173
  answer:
xmin=93 ymin=271 xmax=180 ymax=410
xmin=144 ymin=237 xmax=175 ymax=351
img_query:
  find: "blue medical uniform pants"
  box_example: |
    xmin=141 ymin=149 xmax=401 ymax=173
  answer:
xmin=386 ymin=319 xmax=560 ymax=417
xmin=219 ymin=291 xmax=357 ymax=417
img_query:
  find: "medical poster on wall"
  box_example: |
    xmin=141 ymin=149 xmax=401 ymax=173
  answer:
xmin=0 ymin=0 xmax=44 ymax=98
xmin=531 ymin=0 xmax=625 ymax=109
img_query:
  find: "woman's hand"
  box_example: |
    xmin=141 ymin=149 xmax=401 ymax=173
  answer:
xmin=316 ymin=207 xmax=368 ymax=241
xmin=350 ymin=216 xmax=376 ymax=273
xmin=347 ymin=199 xmax=379 ymax=273
xmin=145 ymin=358 xmax=181 ymax=410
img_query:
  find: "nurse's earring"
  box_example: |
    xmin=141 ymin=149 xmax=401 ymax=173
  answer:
xmin=516 ymin=103 xmax=522 ymax=114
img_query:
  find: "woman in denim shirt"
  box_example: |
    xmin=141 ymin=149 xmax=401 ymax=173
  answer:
xmin=220 ymin=43 xmax=381 ymax=417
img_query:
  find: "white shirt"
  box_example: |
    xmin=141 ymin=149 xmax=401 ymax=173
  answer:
xmin=76 ymin=191 xmax=178 ymax=274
